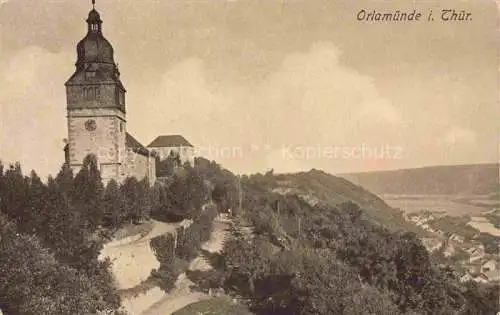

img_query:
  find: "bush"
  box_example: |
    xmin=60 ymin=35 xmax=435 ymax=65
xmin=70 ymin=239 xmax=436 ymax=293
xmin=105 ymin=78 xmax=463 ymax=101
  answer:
xmin=150 ymin=259 xmax=186 ymax=293
xmin=186 ymin=269 xmax=226 ymax=293
xmin=176 ymin=209 xmax=216 ymax=261
xmin=149 ymin=233 xmax=184 ymax=293
xmin=0 ymin=216 xmax=121 ymax=314
xmin=155 ymin=166 xmax=205 ymax=220
xmin=150 ymin=234 xmax=176 ymax=266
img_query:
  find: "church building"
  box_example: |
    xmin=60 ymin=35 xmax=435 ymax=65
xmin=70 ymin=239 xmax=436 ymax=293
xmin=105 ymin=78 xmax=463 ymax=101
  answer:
xmin=64 ymin=2 xmax=156 ymax=185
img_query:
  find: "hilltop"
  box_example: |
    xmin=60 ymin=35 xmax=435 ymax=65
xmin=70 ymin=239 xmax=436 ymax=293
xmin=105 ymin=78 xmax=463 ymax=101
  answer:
xmin=194 ymin=166 xmax=499 ymax=315
xmin=268 ymin=169 xmax=427 ymax=234
xmin=339 ymin=163 xmax=499 ymax=196
xmin=196 ymin=158 xmax=423 ymax=233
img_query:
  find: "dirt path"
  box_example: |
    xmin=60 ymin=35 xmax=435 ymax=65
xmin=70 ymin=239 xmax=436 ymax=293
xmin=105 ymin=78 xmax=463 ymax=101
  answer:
xmin=100 ymin=219 xmax=192 ymax=290
xmin=139 ymin=220 xmax=229 ymax=315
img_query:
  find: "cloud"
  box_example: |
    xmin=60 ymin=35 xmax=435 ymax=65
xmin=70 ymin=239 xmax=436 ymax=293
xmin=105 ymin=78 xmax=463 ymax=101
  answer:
xmin=0 ymin=38 xmax=489 ymax=178
xmin=131 ymin=41 xmax=405 ymax=174
xmin=0 ymin=46 xmax=71 ymax=179
xmin=443 ymin=127 xmax=476 ymax=146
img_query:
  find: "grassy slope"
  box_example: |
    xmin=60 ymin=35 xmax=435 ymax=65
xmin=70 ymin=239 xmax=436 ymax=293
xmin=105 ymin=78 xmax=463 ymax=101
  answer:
xmin=276 ymin=169 xmax=429 ymax=235
xmin=339 ymin=163 xmax=499 ymax=196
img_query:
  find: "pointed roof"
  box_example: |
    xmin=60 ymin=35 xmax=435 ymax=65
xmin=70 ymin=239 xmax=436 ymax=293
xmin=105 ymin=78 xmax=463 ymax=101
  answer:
xmin=148 ymin=135 xmax=193 ymax=148
xmin=66 ymin=0 xmax=125 ymax=92
xmin=126 ymin=133 xmax=150 ymax=156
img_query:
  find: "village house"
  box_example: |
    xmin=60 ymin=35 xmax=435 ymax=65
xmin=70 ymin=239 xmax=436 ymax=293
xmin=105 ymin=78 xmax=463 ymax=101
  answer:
xmin=467 ymin=244 xmax=486 ymax=263
xmin=421 ymin=237 xmax=443 ymax=253
xmin=409 ymin=215 xmax=420 ymax=223
xmin=480 ymin=270 xmax=500 ymax=282
xmin=449 ymin=234 xmax=465 ymax=244
xmin=443 ymin=243 xmax=455 ymax=258
xmin=481 ymin=259 xmax=497 ymax=273
xmin=473 ymin=273 xmax=490 ymax=284
xmin=468 ymin=270 xmax=500 ymax=284
xmin=460 ymin=272 xmax=474 ymax=283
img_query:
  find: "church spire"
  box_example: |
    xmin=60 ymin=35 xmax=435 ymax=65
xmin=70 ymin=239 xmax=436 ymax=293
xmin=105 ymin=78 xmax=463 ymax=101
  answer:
xmin=87 ymin=0 xmax=102 ymax=34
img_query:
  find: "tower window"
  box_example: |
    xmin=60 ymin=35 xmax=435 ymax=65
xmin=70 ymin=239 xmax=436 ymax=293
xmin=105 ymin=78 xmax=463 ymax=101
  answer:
xmin=116 ymin=90 xmax=125 ymax=105
xmin=85 ymin=71 xmax=96 ymax=79
xmin=83 ymin=87 xmax=100 ymax=101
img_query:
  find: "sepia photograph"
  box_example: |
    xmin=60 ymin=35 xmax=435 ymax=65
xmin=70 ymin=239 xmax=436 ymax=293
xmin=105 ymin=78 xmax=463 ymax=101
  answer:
xmin=0 ymin=0 xmax=498 ymax=314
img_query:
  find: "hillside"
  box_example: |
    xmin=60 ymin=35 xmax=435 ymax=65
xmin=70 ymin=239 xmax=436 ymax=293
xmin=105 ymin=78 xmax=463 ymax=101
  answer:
xmin=339 ymin=163 xmax=499 ymax=196
xmin=242 ymin=169 xmax=428 ymax=235
xmin=196 ymin=168 xmax=500 ymax=315
xmin=1 ymin=156 xmax=498 ymax=315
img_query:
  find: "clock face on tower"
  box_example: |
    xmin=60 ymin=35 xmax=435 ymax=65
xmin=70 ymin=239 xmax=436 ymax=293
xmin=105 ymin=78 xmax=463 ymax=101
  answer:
xmin=85 ymin=119 xmax=97 ymax=131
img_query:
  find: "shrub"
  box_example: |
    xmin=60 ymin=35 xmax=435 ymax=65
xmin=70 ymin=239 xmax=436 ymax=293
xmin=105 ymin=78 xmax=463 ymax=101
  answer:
xmin=0 ymin=216 xmax=121 ymax=314
xmin=150 ymin=234 xmax=176 ymax=266
xmin=150 ymin=258 xmax=189 ymax=293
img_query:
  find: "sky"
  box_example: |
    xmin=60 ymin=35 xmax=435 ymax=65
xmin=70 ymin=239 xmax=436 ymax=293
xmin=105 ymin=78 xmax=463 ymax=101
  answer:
xmin=0 ymin=0 xmax=498 ymax=179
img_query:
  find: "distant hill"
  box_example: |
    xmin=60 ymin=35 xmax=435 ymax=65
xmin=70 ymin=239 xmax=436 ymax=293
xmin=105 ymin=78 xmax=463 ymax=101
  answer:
xmin=339 ymin=163 xmax=499 ymax=196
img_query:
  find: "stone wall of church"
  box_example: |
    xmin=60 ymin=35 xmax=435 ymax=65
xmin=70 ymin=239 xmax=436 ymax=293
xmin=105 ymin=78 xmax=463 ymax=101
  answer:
xmin=122 ymin=150 xmax=156 ymax=185
xmin=67 ymin=108 xmax=126 ymax=184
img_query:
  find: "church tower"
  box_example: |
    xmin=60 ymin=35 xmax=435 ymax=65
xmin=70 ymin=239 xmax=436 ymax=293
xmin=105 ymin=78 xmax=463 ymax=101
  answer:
xmin=65 ymin=1 xmax=127 ymax=183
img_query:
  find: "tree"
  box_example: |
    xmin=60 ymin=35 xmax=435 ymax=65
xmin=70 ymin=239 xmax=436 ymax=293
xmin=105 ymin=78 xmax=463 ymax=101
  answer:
xmin=155 ymin=150 xmax=181 ymax=177
xmin=0 ymin=215 xmax=121 ymax=315
xmin=120 ymin=177 xmax=142 ymax=224
xmin=73 ymin=155 xmax=104 ymax=230
xmin=20 ymin=170 xmax=48 ymax=234
xmin=54 ymin=162 xmax=75 ymax=201
xmin=102 ymin=179 xmax=124 ymax=229
xmin=0 ymin=163 xmax=28 ymax=222
xmin=159 ymin=166 xmax=205 ymax=219
xmin=343 ymin=287 xmax=401 ymax=315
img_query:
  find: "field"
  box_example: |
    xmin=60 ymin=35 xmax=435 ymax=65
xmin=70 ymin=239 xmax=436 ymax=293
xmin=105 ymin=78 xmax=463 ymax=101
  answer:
xmin=383 ymin=195 xmax=500 ymax=237
xmin=468 ymin=217 xmax=500 ymax=237
xmin=383 ymin=195 xmax=493 ymax=216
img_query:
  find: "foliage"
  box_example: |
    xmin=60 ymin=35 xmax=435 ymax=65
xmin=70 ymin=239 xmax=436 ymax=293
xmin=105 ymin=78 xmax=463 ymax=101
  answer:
xmin=0 ymin=215 xmax=121 ymax=315
xmin=150 ymin=233 xmax=176 ymax=266
xmin=474 ymin=233 xmax=500 ymax=255
xmin=149 ymin=203 xmax=218 ymax=293
xmin=213 ymin=170 xmax=500 ymax=315
xmin=150 ymin=257 xmax=189 ymax=293
xmin=427 ymin=215 xmax=479 ymax=240
xmin=195 ymin=157 xmax=239 ymax=212
xmin=0 ymin=155 xmax=158 ymax=314
xmin=155 ymin=150 xmax=182 ymax=177
xmin=186 ymin=269 xmax=226 ymax=293
xmin=171 ymin=297 xmax=253 ymax=315
xmin=176 ymin=207 xmax=217 ymax=261
xmin=484 ymin=211 xmax=500 ymax=229
xmin=120 ymin=177 xmax=153 ymax=224
xmin=154 ymin=164 xmax=206 ymax=220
